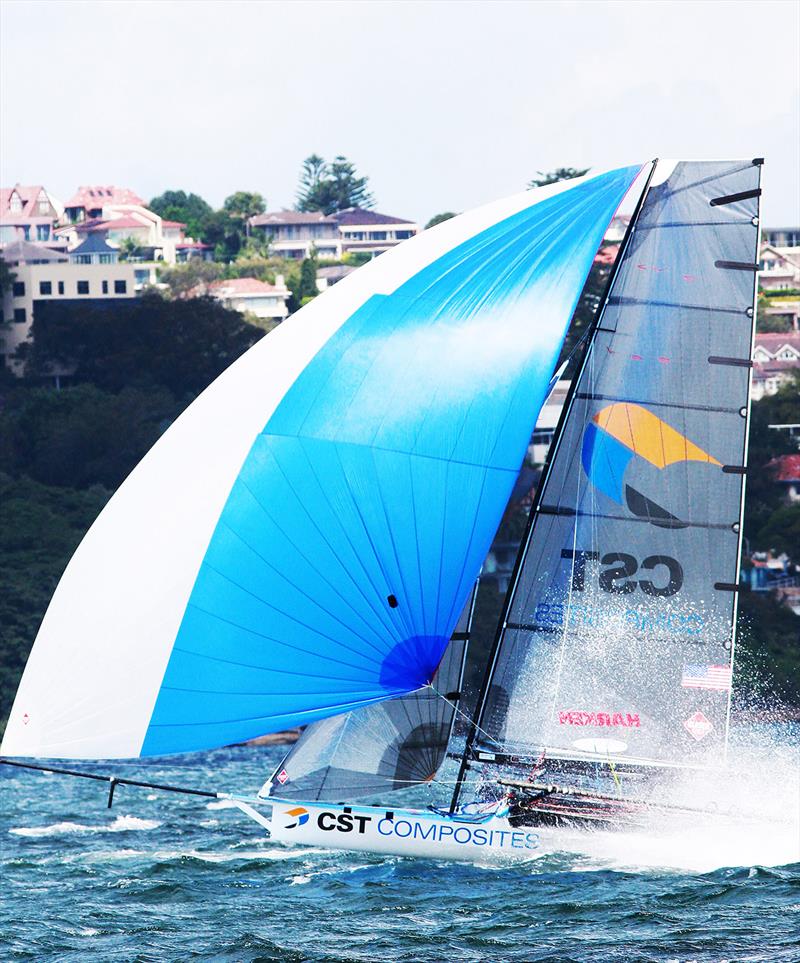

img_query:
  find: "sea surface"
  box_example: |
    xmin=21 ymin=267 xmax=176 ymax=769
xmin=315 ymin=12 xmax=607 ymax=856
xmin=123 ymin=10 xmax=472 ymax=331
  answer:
xmin=2 ymin=727 xmax=799 ymax=963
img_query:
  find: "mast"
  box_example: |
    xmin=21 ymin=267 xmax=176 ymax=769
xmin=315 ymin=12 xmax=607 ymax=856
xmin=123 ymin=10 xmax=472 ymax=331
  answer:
xmin=723 ymin=158 xmax=764 ymax=758
xmin=450 ymin=162 xmax=658 ymax=811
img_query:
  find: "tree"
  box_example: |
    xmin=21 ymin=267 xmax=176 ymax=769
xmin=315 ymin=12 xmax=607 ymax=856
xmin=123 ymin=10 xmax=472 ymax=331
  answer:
xmin=223 ymin=191 xmax=266 ymax=222
xmin=148 ymin=189 xmax=214 ymax=240
xmin=296 ymin=154 xmax=374 ymax=214
xmin=425 ymin=212 xmax=457 ymax=229
xmin=158 ymin=260 xmax=224 ymax=298
xmin=528 ymin=167 xmax=589 ymax=189
xmin=19 ymin=292 xmax=264 ymax=398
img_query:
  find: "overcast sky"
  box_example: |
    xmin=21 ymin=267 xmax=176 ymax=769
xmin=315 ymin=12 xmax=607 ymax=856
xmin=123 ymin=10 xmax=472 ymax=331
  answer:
xmin=2 ymin=0 xmax=798 ymax=225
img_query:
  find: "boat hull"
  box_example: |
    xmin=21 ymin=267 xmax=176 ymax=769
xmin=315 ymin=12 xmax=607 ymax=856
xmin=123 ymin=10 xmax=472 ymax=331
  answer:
xmin=262 ymin=799 xmax=549 ymax=862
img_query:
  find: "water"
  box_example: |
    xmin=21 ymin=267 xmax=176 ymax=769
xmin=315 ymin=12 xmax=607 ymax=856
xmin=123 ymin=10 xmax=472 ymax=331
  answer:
xmin=2 ymin=734 xmax=799 ymax=963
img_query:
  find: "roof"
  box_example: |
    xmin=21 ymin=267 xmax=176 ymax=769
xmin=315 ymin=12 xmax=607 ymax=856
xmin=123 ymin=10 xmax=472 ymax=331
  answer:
xmin=70 ymin=233 xmax=118 ymax=256
xmin=209 ymin=277 xmax=288 ymax=296
xmin=594 ymin=244 xmax=620 ymax=265
xmin=0 ymin=184 xmax=53 ymax=221
xmin=331 ymin=207 xmax=413 ymax=226
xmin=0 ymin=239 xmax=68 ymax=263
xmin=768 ymin=454 xmax=800 ymax=483
xmin=251 ymin=210 xmax=333 ymax=227
xmin=64 ymin=186 xmax=145 ymax=210
xmin=101 ymin=216 xmax=151 ymax=230
xmin=162 ymin=220 xmax=187 ymax=229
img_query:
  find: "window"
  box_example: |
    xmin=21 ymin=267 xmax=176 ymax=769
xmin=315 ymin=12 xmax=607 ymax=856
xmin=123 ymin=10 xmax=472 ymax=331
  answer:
xmin=58 ymin=281 xmax=64 ymax=295
xmin=12 ymin=281 xmax=25 ymax=297
xmin=369 ymin=231 xmax=387 ymax=241
xmin=395 ymin=230 xmax=412 ymax=240
xmin=36 ymin=224 xmax=50 ymax=241
xmin=22 ymin=226 xmax=30 ymax=240
xmin=99 ymin=253 xmax=115 ymax=264
xmin=114 ymin=279 xmax=127 ymax=294
xmin=77 ymin=280 xmax=90 ymax=295
xmin=102 ymin=280 xmax=109 ymax=294
xmin=74 ymin=254 xmax=93 ymax=264
xmin=39 ymin=281 xmax=52 ymax=295
xmin=14 ymin=308 xmax=26 ymax=324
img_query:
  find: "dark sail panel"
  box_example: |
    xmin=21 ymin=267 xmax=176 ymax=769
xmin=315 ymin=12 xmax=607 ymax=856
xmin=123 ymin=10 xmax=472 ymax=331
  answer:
xmin=477 ymin=160 xmax=761 ymax=769
xmin=261 ymin=587 xmax=475 ymax=801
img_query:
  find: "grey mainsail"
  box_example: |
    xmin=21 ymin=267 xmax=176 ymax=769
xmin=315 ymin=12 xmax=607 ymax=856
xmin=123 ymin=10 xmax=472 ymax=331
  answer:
xmin=469 ymin=160 xmax=762 ymax=774
xmin=261 ymin=585 xmax=476 ymax=801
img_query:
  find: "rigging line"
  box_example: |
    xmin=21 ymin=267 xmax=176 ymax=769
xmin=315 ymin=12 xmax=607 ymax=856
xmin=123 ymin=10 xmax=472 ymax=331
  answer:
xmin=427 ymin=683 xmax=503 ymax=749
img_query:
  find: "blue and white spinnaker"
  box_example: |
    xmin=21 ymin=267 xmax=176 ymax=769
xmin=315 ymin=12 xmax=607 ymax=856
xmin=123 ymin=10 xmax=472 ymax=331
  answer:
xmin=1 ymin=166 xmax=640 ymax=759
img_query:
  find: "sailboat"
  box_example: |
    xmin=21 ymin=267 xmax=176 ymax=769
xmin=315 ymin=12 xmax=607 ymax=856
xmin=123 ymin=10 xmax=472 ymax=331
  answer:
xmin=1 ymin=159 xmax=764 ymax=862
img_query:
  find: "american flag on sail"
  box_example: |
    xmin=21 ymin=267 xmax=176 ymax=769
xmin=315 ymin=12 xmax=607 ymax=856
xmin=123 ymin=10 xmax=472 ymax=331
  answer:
xmin=681 ymin=664 xmax=733 ymax=691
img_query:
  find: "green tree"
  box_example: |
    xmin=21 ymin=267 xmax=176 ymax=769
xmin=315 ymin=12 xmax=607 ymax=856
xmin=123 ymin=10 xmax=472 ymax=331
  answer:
xmin=223 ymin=191 xmax=266 ymax=222
xmin=528 ymin=167 xmax=589 ymax=189
xmin=19 ymin=292 xmax=264 ymax=398
xmin=296 ymin=154 xmax=374 ymax=214
xmin=425 ymin=212 xmax=457 ymax=229
xmin=0 ymin=383 xmax=180 ymax=490
xmin=159 ymin=260 xmax=225 ymax=298
xmin=148 ymin=189 xmax=214 ymax=239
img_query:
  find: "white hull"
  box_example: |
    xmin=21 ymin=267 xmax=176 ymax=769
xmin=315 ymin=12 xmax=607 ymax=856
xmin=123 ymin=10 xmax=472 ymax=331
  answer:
xmin=237 ymin=798 xmax=588 ymax=862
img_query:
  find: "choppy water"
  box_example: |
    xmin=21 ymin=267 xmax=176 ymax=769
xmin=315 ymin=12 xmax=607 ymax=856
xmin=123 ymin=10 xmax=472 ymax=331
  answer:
xmin=2 ymin=730 xmax=800 ymax=963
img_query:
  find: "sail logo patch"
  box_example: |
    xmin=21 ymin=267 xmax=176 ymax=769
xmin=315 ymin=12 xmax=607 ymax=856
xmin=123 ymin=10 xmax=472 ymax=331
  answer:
xmin=558 ymin=710 xmax=640 ymax=728
xmin=683 ymin=710 xmax=713 ymax=741
xmin=283 ymin=806 xmax=309 ymax=828
xmin=581 ymin=403 xmax=721 ymax=527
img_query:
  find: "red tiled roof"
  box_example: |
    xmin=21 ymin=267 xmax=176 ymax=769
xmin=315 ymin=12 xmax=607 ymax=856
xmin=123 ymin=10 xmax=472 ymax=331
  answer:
xmin=768 ymin=454 xmax=800 ymax=482
xmin=162 ymin=220 xmax=187 ymax=228
xmin=102 ymin=216 xmax=151 ymax=230
xmin=64 ymin=186 xmax=145 ymax=210
xmin=0 ymin=184 xmax=51 ymax=220
xmin=209 ymin=277 xmax=286 ymax=295
xmin=594 ymin=245 xmax=619 ymax=265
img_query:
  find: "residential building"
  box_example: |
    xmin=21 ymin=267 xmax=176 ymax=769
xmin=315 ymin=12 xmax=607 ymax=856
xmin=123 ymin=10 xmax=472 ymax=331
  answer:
xmin=752 ymin=332 xmax=800 ymax=399
xmin=0 ymin=184 xmax=62 ymax=245
xmin=69 ymin=233 xmax=120 ymax=265
xmin=208 ymin=276 xmax=290 ymax=322
xmin=762 ymin=227 xmax=800 ymax=248
xmin=758 ymin=243 xmax=800 ymax=291
xmin=768 ymin=454 xmax=800 ymax=503
xmin=62 ymin=186 xmax=146 ymax=224
xmin=1 ymin=238 xmax=136 ymax=372
xmin=250 ymin=207 xmax=419 ymax=260
xmin=528 ymin=379 xmax=570 ymax=464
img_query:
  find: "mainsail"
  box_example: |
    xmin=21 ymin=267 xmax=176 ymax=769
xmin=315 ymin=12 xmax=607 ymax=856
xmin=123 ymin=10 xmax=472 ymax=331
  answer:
xmin=465 ymin=160 xmax=762 ymax=780
xmin=260 ymin=585 xmax=476 ymax=802
xmin=2 ymin=166 xmax=641 ymax=759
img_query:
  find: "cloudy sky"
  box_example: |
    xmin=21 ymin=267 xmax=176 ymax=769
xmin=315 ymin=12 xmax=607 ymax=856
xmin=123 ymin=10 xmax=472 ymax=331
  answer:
xmin=2 ymin=0 xmax=798 ymax=225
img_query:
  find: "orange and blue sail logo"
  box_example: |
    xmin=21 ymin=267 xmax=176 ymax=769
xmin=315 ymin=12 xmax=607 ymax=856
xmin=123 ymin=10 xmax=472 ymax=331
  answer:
xmin=283 ymin=806 xmax=309 ymax=829
xmin=581 ymin=403 xmax=720 ymax=527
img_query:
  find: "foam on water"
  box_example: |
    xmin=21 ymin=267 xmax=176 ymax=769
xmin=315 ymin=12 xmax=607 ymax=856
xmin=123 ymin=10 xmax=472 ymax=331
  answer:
xmin=9 ymin=814 xmax=161 ymax=837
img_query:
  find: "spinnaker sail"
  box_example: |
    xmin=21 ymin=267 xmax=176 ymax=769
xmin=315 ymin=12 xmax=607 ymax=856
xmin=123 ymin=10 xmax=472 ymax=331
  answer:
xmin=2 ymin=166 xmax=641 ymax=759
xmin=260 ymin=584 xmax=476 ymax=801
xmin=468 ymin=160 xmax=762 ymax=775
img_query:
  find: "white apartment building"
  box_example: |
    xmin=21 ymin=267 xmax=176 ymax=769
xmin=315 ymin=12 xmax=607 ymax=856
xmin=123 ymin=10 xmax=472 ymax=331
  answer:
xmin=1 ymin=239 xmax=136 ymax=371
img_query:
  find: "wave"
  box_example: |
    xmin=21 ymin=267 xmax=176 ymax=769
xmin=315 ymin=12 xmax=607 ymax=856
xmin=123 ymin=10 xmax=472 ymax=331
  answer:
xmin=9 ymin=815 xmax=161 ymax=837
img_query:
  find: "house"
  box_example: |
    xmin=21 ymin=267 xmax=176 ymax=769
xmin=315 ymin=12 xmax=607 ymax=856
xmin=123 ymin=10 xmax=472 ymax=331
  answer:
xmin=250 ymin=207 xmax=419 ymax=260
xmin=207 ymin=276 xmax=290 ymax=322
xmin=768 ymin=454 xmax=800 ymax=503
xmin=69 ymin=232 xmax=120 ymax=265
xmin=62 ymin=186 xmax=145 ymax=224
xmin=758 ymin=243 xmax=800 ymax=291
xmin=762 ymin=227 xmax=800 ymax=248
xmin=752 ymin=332 xmax=800 ymax=399
xmin=0 ymin=184 xmax=62 ymax=245
xmin=1 ymin=237 xmax=136 ymax=373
